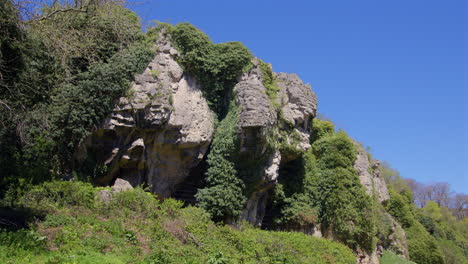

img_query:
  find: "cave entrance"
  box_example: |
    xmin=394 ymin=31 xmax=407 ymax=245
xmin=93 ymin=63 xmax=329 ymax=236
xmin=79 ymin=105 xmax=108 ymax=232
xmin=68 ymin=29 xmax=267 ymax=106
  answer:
xmin=261 ymin=157 xmax=305 ymax=230
xmin=260 ymin=190 xmax=276 ymax=230
xmin=172 ymin=155 xmax=208 ymax=206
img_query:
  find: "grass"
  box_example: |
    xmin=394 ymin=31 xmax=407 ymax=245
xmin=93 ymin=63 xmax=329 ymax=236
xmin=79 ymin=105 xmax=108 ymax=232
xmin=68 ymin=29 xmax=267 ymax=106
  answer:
xmin=380 ymin=251 xmax=417 ymax=264
xmin=0 ymin=181 xmax=356 ymax=264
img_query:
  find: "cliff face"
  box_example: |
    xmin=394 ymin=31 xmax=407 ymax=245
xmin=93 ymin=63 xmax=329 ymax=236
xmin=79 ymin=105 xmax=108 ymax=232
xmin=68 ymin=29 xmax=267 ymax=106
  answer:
xmin=79 ymin=34 xmax=214 ymax=198
xmin=80 ymin=31 xmax=407 ymax=264
xmin=354 ymin=145 xmax=409 ymax=262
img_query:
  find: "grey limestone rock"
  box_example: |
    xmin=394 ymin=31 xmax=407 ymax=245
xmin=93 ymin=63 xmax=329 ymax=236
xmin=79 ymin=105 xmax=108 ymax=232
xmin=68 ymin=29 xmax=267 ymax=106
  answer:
xmin=276 ymin=72 xmax=317 ymax=162
xmin=79 ymin=32 xmax=214 ymax=198
xmin=354 ymin=143 xmax=390 ymax=203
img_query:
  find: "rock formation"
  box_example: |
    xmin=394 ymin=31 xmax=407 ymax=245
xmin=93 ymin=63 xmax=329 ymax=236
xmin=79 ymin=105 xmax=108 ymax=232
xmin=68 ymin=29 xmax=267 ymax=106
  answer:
xmin=354 ymin=143 xmax=409 ymax=263
xmin=354 ymin=144 xmax=390 ymax=203
xmin=79 ymin=32 xmax=214 ymax=198
xmin=79 ymin=30 xmax=408 ymax=264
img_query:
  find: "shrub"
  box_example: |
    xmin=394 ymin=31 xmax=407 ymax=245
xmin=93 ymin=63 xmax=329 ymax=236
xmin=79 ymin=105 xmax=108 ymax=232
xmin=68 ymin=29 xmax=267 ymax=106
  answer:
xmin=259 ymin=59 xmax=280 ymax=107
xmin=380 ymin=251 xmax=416 ymax=264
xmin=109 ymin=188 xmax=160 ymax=217
xmin=196 ymin=106 xmax=246 ymax=222
xmin=385 ymin=189 xmax=416 ymax=228
xmin=19 ymin=181 xmax=97 ymax=211
xmin=310 ymin=118 xmax=335 ymax=143
xmin=406 ymin=222 xmax=445 ymax=264
xmin=273 ymin=124 xmax=377 ymax=252
xmin=386 ymin=187 xmax=446 ymax=264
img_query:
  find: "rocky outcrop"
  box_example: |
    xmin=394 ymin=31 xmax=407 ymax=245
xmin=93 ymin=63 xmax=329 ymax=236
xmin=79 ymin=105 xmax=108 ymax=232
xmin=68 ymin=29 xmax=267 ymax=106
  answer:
xmin=386 ymin=213 xmax=409 ymax=259
xmin=79 ymin=32 xmax=214 ymax=198
xmin=276 ymin=72 xmax=317 ymax=162
xmin=354 ymin=144 xmax=390 ymax=203
xmin=97 ymin=178 xmax=134 ymax=204
xmin=354 ymin=144 xmax=409 ymax=262
xmin=235 ymin=60 xmax=280 ymax=225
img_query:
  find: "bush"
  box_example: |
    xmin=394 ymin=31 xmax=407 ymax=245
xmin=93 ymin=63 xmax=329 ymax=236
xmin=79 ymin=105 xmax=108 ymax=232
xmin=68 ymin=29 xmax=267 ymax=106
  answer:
xmin=196 ymin=106 xmax=246 ymax=222
xmin=1 ymin=183 xmax=357 ymax=264
xmin=310 ymin=119 xmax=335 ymax=143
xmin=380 ymin=251 xmax=416 ymax=264
xmin=385 ymin=189 xmax=416 ymax=228
xmin=273 ymin=124 xmax=377 ymax=252
xmin=18 ymin=181 xmax=97 ymax=211
xmin=406 ymin=222 xmax=445 ymax=264
xmin=386 ymin=188 xmax=446 ymax=264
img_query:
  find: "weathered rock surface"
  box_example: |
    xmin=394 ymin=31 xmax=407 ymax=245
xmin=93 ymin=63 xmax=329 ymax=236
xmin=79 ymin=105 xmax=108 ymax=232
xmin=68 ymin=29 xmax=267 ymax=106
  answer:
xmin=97 ymin=178 xmax=134 ymax=204
xmin=235 ymin=59 xmax=277 ymax=130
xmin=386 ymin=212 xmax=409 ymax=259
xmin=80 ymin=32 xmax=214 ymax=198
xmin=235 ymin=60 xmax=280 ymax=225
xmin=354 ymin=144 xmax=390 ymax=203
xmin=353 ymin=144 xmax=408 ymax=262
xmin=235 ymin=62 xmax=318 ymax=226
xmin=276 ymin=72 xmax=317 ymax=162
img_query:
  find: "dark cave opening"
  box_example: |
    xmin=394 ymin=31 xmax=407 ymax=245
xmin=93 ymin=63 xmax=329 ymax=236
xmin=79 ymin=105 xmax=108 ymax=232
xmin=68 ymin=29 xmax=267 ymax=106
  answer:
xmin=261 ymin=157 xmax=306 ymax=230
xmin=172 ymin=154 xmax=208 ymax=206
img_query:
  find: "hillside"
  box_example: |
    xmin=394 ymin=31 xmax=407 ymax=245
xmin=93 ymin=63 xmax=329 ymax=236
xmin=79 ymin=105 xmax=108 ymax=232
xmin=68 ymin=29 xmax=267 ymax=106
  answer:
xmin=1 ymin=1 xmax=466 ymax=264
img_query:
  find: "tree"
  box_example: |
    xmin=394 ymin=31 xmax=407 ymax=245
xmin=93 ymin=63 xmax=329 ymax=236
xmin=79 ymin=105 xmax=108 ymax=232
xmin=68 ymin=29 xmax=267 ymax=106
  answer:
xmin=450 ymin=193 xmax=468 ymax=220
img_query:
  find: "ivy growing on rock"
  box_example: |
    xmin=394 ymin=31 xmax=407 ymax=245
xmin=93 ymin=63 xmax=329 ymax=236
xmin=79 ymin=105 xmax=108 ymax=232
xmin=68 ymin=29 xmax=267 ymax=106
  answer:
xmin=272 ymin=119 xmax=378 ymax=252
xmin=170 ymin=23 xmax=253 ymax=117
xmin=195 ymin=105 xmax=246 ymax=222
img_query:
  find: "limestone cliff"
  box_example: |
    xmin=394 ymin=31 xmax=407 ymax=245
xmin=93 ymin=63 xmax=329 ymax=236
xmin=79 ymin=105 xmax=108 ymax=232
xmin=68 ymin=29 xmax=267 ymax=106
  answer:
xmin=79 ymin=33 xmax=214 ymax=198
xmin=79 ymin=30 xmax=408 ymax=264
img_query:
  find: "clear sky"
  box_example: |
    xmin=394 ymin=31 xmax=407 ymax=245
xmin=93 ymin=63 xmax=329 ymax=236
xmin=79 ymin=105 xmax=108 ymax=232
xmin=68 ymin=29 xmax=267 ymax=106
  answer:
xmin=128 ymin=0 xmax=467 ymax=193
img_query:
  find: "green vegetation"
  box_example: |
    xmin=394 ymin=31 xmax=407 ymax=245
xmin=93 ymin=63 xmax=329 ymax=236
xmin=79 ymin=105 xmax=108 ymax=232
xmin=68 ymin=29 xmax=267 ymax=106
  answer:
xmin=384 ymin=175 xmax=446 ymax=264
xmin=258 ymin=59 xmax=280 ymax=108
xmin=417 ymin=201 xmax=468 ymax=264
xmin=0 ymin=0 xmax=155 ymax=200
xmin=195 ymin=106 xmax=246 ymax=222
xmin=170 ymin=23 xmax=253 ymax=116
xmin=1 ymin=181 xmax=356 ymax=264
xmin=272 ymin=119 xmax=377 ymax=253
xmin=380 ymin=251 xmax=416 ymax=264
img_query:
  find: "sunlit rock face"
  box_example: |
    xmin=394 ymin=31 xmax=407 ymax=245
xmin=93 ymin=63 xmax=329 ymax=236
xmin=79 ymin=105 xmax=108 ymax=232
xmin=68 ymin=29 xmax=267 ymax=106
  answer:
xmin=354 ymin=144 xmax=390 ymax=203
xmin=79 ymin=32 xmax=214 ymax=198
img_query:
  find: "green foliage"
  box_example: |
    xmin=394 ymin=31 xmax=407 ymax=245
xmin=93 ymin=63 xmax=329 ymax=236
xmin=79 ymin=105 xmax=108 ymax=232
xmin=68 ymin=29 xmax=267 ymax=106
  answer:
xmin=0 ymin=181 xmax=356 ymax=264
xmin=18 ymin=181 xmax=97 ymax=211
xmin=0 ymin=1 xmax=155 ymax=200
xmin=406 ymin=222 xmax=445 ymax=264
xmin=196 ymin=106 xmax=246 ymax=221
xmin=170 ymin=23 xmax=252 ymax=116
xmin=386 ymin=187 xmax=446 ymax=264
xmin=310 ymin=132 xmax=377 ymax=253
xmin=386 ymin=188 xmax=416 ymax=228
xmin=380 ymin=251 xmax=417 ymax=264
xmin=436 ymin=239 xmax=467 ymax=264
xmin=48 ymin=41 xmax=154 ymax=162
xmin=30 ymin=1 xmax=144 ymax=76
xmin=310 ymin=119 xmax=335 ymax=143
xmin=273 ymin=124 xmax=377 ymax=252
xmin=259 ymin=59 xmax=280 ymax=107
xmin=416 ymin=202 xmax=468 ymax=264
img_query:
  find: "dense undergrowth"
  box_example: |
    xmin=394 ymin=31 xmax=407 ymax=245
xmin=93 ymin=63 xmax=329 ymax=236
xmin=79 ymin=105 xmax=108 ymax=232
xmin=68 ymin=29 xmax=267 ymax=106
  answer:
xmin=383 ymin=165 xmax=467 ymax=264
xmin=272 ymin=119 xmax=377 ymax=253
xmin=1 ymin=1 xmax=466 ymax=264
xmin=380 ymin=251 xmax=417 ymax=264
xmin=0 ymin=181 xmax=356 ymax=264
xmin=0 ymin=0 xmax=154 ymax=201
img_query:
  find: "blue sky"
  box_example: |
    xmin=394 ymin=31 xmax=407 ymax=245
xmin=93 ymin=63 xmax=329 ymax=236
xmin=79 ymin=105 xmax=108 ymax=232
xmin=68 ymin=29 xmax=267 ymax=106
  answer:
xmin=129 ymin=0 xmax=467 ymax=193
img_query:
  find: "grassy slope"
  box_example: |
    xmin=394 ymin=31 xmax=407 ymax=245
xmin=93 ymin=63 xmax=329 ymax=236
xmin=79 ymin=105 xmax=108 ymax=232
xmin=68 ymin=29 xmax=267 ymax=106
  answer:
xmin=0 ymin=181 xmax=355 ymax=264
xmin=380 ymin=251 xmax=417 ymax=264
